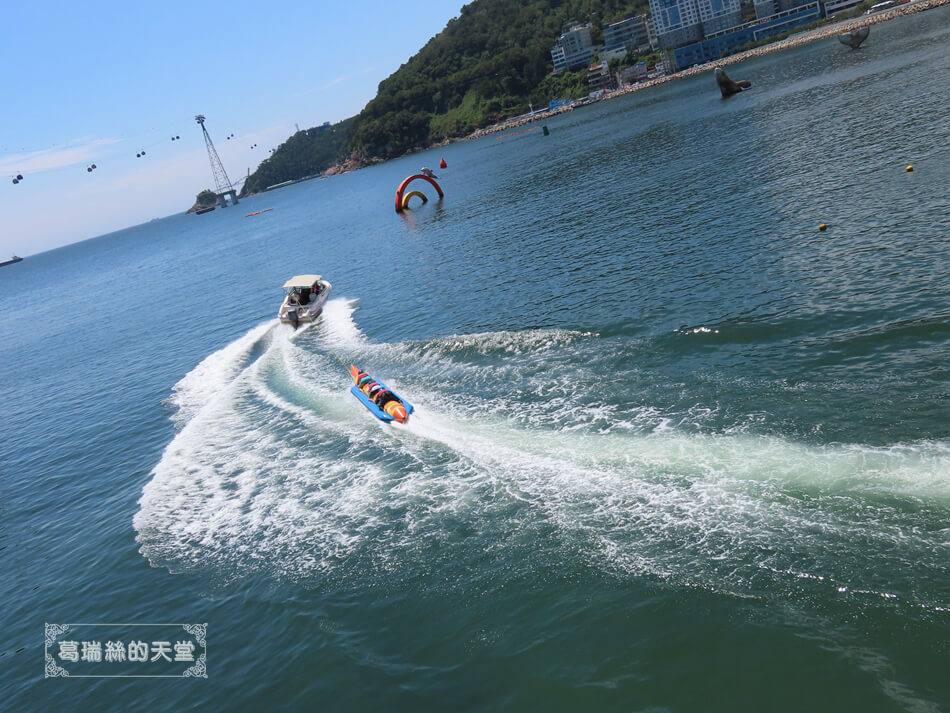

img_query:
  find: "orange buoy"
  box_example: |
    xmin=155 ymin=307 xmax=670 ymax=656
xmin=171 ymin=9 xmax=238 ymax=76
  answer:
xmin=439 ymin=157 xmax=447 ymax=169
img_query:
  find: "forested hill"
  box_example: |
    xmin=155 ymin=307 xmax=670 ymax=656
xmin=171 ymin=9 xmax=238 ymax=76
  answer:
xmin=241 ymin=0 xmax=648 ymax=195
xmin=241 ymin=118 xmax=353 ymax=196
xmin=345 ymin=0 xmax=649 ymax=159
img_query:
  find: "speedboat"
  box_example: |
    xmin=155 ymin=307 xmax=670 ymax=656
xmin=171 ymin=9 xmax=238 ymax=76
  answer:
xmin=349 ymin=365 xmax=413 ymax=423
xmin=278 ymin=274 xmax=332 ymax=328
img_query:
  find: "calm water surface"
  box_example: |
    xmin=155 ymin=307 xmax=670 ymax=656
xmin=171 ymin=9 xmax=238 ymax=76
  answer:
xmin=1 ymin=9 xmax=948 ymax=712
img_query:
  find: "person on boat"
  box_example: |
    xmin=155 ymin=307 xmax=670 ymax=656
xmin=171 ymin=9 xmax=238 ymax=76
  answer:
xmin=349 ymin=365 xmax=410 ymax=423
xmin=357 ymin=374 xmax=375 ymax=395
xmin=356 ymin=371 xmax=377 ymax=393
xmin=374 ymin=389 xmax=399 ymax=410
xmin=353 ymin=368 xmax=397 ymax=407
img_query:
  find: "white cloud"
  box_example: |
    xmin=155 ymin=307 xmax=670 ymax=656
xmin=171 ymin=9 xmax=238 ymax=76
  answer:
xmin=0 ymin=138 xmax=123 ymax=175
xmin=295 ymin=66 xmax=378 ymax=97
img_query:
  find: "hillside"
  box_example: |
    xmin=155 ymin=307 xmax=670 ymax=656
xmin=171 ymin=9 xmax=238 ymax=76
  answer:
xmin=242 ymin=0 xmax=649 ymax=193
xmin=240 ymin=118 xmax=353 ymax=196
xmin=344 ymin=0 xmax=649 ymax=160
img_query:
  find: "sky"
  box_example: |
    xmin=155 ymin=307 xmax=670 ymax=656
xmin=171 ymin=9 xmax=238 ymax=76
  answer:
xmin=0 ymin=0 xmax=465 ymax=257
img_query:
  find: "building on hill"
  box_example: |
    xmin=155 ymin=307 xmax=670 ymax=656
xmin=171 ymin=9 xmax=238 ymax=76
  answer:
xmin=551 ymin=23 xmax=595 ymax=73
xmin=649 ymin=0 xmax=822 ymax=70
xmin=601 ymin=46 xmax=630 ymax=63
xmin=754 ymin=0 xmax=778 ymax=19
xmin=306 ymin=122 xmax=332 ymax=137
xmin=669 ymin=0 xmax=821 ymax=68
xmin=619 ymin=61 xmax=650 ymax=85
xmin=649 ymin=0 xmax=743 ymax=48
xmin=588 ymin=62 xmax=612 ymax=92
xmin=822 ymin=0 xmax=864 ymax=15
xmin=756 ymin=0 xmax=820 ymax=15
xmin=650 ymin=0 xmax=703 ymax=48
xmin=604 ymin=15 xmax=654 ymax=55
xmin=700 ymin=0 xmax=744 ymax=35
xmin=646 ymin=15 xmax=659 ymax=49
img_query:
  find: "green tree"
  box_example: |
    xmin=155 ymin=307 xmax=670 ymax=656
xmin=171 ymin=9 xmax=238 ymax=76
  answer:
xmin=343 ymin=0 xmax=651 ymax=158
xmin=244 ymin=0 xmax=657 ymax=188
xmin=241 ymin=118 xmax=353 ymax=196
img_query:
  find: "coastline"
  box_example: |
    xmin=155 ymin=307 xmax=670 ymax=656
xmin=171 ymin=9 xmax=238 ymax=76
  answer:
xmin=467 ymin=0 xmax=949 ymax=138
xmin=310 ymin=0 xmax=947 ymax=178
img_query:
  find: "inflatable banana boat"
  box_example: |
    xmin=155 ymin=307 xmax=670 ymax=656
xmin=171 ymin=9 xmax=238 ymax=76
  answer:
xmin=349 ymin=365 xmax=414 ymax=423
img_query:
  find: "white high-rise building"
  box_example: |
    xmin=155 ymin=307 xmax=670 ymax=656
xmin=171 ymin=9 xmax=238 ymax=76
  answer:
xmin=649 ymin=0 xmax=742 ymax=48
xmin=650 ymin=0 xmax=703 ymax=48
xmin=698 ymin=0 xmax=743 ymax=35
xmin=550 ymin=23 xmax=595 ymax=73
xmin=603 ymin=15 xmax=652 ymax=54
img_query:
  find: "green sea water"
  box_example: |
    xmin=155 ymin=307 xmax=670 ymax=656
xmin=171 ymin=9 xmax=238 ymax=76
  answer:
xmin=1 ymin=8 xmax=948 ymax=712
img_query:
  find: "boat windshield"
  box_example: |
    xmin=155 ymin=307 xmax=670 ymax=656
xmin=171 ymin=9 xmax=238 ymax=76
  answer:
xmin=285 ymin=286 xmax=314 ymax=304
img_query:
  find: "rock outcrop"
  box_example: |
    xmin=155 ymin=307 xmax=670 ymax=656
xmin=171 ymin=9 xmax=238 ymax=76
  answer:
xmin=715 ymin=67 xmax=751 ymax=97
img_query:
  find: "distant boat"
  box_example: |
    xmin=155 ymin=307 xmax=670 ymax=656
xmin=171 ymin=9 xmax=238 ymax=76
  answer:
xmin=194 ymin=205 xmax=215 ymax=214
xmin=1 ymin=255 xmax=23 ymax=267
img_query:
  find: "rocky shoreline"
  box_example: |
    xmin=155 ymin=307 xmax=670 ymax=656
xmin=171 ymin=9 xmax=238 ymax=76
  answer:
xmin=321 ymin=0 xmax=946 ymax=173
xmin=669 ymin=0 xmax=949 ymax=78
xmin=469 ymin=0 xmax=947 ymax=138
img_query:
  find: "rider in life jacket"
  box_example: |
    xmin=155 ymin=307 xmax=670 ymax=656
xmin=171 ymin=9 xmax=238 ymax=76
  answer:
xmin=356 ymin=372 xmax=374 ymax=395
xmin=350 ymin=365 xmax=410 ymax=423
xmin=356 ymin=370 xmax=399 ymax=409
xmin=374 ymin=388 xmax=398 ymax=409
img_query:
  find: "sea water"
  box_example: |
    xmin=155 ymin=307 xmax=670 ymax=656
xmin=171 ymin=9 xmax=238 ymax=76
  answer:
xmin=1 ymin=8 xmax=948 ymax=711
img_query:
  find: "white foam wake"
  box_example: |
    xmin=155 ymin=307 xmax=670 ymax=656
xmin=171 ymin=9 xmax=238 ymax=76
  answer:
xmin=315 ymin=297 xmax=365 ymax=348
xmin=167 ymin=321 xmax=275 ymax=428
xmin=137 ymin=323 xmax=950 ymax=611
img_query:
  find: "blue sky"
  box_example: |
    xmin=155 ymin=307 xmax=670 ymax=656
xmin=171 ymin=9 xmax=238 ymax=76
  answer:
xmin=0 ymin=0 xmax=464 ymax=257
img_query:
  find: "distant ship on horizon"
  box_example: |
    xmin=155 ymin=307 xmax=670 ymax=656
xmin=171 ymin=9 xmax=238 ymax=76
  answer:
xmin=1 ymin=255 xmax=23 ymax=267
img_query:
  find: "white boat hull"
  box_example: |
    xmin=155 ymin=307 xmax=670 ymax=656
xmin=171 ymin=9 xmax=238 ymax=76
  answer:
xmin=278 ymin=281 xmax=332 ymax=325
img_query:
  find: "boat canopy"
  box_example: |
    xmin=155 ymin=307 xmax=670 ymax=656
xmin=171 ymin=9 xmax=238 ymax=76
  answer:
xmin=283 ymin=274 xmax=322 ymax=288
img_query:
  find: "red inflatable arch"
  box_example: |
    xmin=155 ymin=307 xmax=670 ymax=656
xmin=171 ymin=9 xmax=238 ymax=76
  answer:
xmin=395 ymin=174 xmax=444 ymax=213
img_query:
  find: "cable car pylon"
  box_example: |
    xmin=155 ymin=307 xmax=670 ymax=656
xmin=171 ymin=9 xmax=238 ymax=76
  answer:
xmin=195 ymin=114 xmax=238 ymax=208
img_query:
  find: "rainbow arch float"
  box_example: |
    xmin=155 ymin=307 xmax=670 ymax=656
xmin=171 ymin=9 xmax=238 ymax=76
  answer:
xmin=401 ymin=190 xmax=428 ymax=209
xmin=395 ymin=174 xmax=443 ymax=213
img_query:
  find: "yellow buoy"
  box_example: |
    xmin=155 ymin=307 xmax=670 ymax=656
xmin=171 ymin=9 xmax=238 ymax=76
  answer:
xmin=906 ymin=165 xmax=914 ymax=172
xmin=401 ymin=190 xmax=428 ymax=209
xmin=819 ymin=223 xmax=827 ymax=231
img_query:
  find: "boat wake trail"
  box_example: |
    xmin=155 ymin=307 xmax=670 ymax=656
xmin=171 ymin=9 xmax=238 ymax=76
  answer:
xmin=135 ymin=310 xmax=950 ymax=617
xmin=166 ymin=320 xmax=276 ymax=428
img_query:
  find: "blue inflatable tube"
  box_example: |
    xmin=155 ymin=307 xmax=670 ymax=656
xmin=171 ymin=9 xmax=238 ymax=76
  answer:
xmin=350 ymin=379 xmax=414 ymax=422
